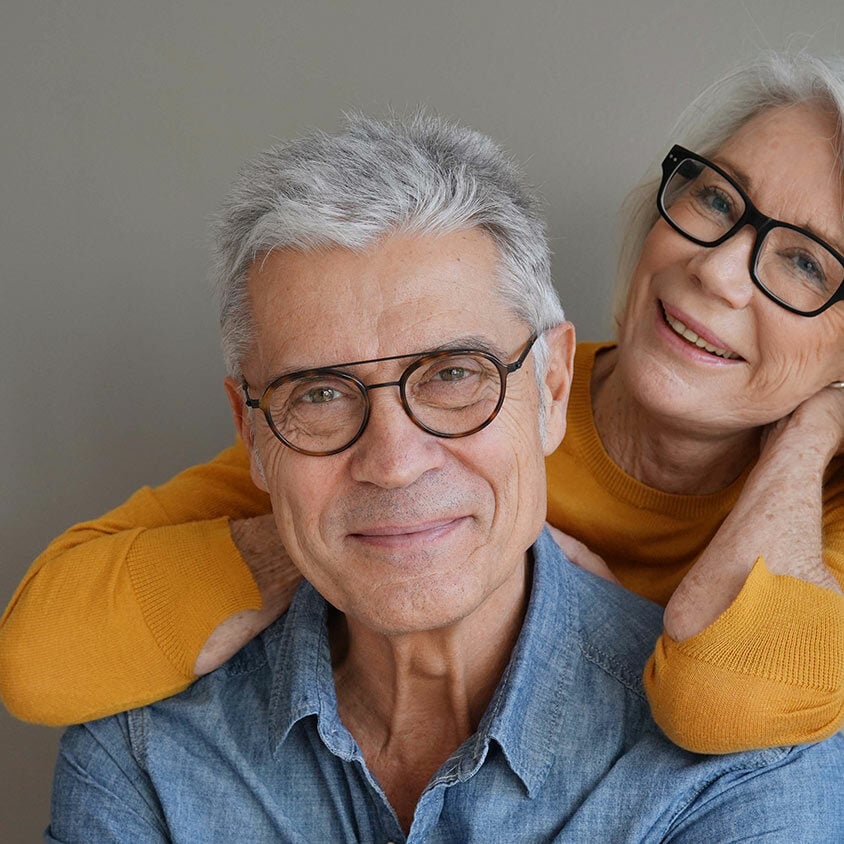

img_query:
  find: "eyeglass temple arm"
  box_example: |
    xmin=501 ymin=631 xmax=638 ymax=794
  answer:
xmin=241 ymin=381 xmax=260 ymax=409
xmin=506 ymin=334 xmax=539 ymax=373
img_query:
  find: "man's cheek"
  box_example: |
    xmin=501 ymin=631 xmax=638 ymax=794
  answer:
xmin=274 ymin=492 xmax=334 ymax=566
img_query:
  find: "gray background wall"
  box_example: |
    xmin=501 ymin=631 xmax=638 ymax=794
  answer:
xmin=1 ymin=1 xmax=841 ymax=838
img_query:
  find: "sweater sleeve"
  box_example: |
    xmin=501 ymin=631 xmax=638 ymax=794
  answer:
xmin=644 ymin=463 xmax=844 ymax=752
xmin=0 ymin=441 xmax=270 ymax=726
xmin=644 ymin=557 xmax=844 ymax=752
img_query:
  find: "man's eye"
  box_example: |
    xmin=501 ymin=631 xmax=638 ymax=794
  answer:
xmin=303 ymin=386 xmax=343 ymax=403
xmin=434 ymin=366 xmax=468 ymax=382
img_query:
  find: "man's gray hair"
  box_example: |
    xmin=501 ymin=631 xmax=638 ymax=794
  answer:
xmin=613 ymin=50 xmax=844 ymax=326
xmin=212 ymin=112 xmax=565 ymax=379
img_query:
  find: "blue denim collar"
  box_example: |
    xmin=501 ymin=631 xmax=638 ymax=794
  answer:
xmin=480 ymin=529 xmax=579 ymax=796
xmin=267 ymin=580 xmax=360 ymax=760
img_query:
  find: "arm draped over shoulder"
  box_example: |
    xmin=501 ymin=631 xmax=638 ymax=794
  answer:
xmin=0 ymin=441 xmax=269 ymax=725
xmin=2 ymin=343 xmax=843 ymax=749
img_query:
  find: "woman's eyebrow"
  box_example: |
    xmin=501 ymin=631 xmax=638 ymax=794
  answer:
xmin=713 ymin=156 xmax=844 ymax=254
xmin=712 ymin=156 xmax=753 ymax=192
xmin=799 ymin=219 xmax=844 ymax=256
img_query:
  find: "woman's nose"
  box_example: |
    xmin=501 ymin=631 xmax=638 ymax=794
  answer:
xmin=686 ymin=226 xmax=757 ymax=309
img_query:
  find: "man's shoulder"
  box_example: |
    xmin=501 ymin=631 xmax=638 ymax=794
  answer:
xmin=59 ymin=618 xmax=288 ymax=785
xmin=125 ymin=582 xmax=326 ymax=739
xmin=662 ymin=734 xmax=844 ymax=840
xmin=534 ymin=529 xmax=664 ymax=697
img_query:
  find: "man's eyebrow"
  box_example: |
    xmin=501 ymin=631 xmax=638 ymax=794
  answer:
xmin=424 ymin=335 xmax=506 ymax=356
xmin=260 ymin=334 xmax=508 ymax=387
xmin=328 ymin=335 xmax=507 ymax=366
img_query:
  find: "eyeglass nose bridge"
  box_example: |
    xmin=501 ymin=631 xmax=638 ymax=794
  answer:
xmin=661 ymin=175 xmax=778 ymax=301
xmin=704 ymin=196 xmax=778 ymax=252
xmin=699 ymin=204 xmax=804 ymax=310
xmin=353 ymin=375 xmax=422 ymax=442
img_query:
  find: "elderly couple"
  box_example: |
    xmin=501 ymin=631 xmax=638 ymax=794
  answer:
xmin=2 ymin=51 xmax=844 ymax=841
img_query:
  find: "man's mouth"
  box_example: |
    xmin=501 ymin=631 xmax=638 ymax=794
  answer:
xmin=349 ymin=517 xmax=467 ymax=547
xmin=661 ymin=305 xmax=742 ymax=360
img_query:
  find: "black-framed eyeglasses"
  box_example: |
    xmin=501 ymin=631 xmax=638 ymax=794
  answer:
xmin=657 ymin=144 xmax=844 ymax=317
xmin=242 ymin=334 xmax=538 ymax=456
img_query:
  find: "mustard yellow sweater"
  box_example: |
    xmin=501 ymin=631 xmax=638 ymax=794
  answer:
xmin=2 ymin=342 xmax=843 ymax=752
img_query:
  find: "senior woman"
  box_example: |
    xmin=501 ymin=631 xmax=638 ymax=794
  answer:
xmin=2 ymin=51 xmax=843 ymax=753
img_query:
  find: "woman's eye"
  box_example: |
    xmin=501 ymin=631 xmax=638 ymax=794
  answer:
xmin=788 ymin=250 xmax=826 ymax=285
xmin=796 ymin=254 xmax=820 ymax=275
xmin=694 ymin=185 xmax=734 ymax=217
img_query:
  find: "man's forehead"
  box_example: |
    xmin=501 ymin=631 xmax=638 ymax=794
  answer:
xmin=243 ymin=230 xmax=525 ymax=377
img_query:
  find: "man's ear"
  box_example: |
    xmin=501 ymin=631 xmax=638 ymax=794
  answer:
xmin=540 ymin=322 xmax=576 ymax=456
xmin=224 ymin=376 xmax=270 ymax=492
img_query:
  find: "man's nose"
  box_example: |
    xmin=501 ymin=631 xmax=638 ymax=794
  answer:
xmin=348 ymin=388 xmax=445 ymax=488
xmin=686 ymin=226 xmax=756 ymax=309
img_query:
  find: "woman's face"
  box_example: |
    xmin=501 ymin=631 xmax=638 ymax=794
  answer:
xmin=617 ymin=103 xmax=844 ymax=436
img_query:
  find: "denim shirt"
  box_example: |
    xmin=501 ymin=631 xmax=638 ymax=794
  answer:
xmin=48 ymin=529 xmax=844 ymax=843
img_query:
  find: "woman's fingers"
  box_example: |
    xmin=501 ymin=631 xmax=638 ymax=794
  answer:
xmin=546 ymin=524 xmax=620 ymax=584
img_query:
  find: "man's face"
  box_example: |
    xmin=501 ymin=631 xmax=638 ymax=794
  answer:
xmin=229 ymin=230 xmax=573 ymax=635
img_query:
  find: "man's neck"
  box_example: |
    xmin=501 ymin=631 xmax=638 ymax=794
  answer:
xmin=330 ymin=557 xmax=532 ymax=832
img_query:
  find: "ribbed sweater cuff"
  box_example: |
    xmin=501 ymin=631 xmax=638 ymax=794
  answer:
xmin=672 ymin=557 xmax=844 ymax=691
xmin=127 ymin=518 xmax=262 ymax=678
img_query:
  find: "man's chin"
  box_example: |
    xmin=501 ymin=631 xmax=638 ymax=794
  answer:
xmin=336 ymin=548 xmax=529 ymax=640
xmin=344 ymin=583 xmax=485 ymax=638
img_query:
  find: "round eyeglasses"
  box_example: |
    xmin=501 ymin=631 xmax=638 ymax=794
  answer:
xmin=657 ymin=145 xmax=844 ymax=317
xmin=242 ymin=335 xmax=538 ymax=456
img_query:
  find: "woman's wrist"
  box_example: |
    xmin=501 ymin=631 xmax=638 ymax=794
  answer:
xmin=229 ymin=514 xmax=301 ymax=603
xmin=193 ymin=516 xmax=300 ymax=676
xmin=766 ymin=390 xmax=844 ymax=466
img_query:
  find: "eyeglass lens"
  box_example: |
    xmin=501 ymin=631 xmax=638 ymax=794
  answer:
xmin=661 ymin=156 xmax=844 ymax=314
xmin=265 ymin=351 xmax=505 ymax=453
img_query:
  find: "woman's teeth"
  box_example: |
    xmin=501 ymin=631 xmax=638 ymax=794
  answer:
xmin=664 ymin=311 xmax=740 ymax=360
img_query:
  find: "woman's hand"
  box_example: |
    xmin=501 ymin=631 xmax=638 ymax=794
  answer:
xmin=761 ymin=383 xmax=844 ymax=464
xmin=664 ymin=383 xmax=843 ymax=642
xmin=546 ymin=524 xmax=620 ymax=585
xmin=194 ymin=514 xmax=302 ymax=675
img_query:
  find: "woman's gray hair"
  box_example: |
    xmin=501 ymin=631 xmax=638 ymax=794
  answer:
xmin=213 ymin=111 xmax=564 ymax=380
xmin=613 ymin=50 xmax=844 ymax=327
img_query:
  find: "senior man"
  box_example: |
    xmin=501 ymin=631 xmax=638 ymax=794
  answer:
xmin=48 ymin=115 xmax=842 ymax=843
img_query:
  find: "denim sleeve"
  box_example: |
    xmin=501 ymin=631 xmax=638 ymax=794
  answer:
xmin=45 ymin=716 xmax=168 ymax=843
xmin=664 ymin=738 xmax=844 ymax=843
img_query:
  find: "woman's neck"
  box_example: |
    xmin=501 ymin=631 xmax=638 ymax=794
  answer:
xmin=590 ymin=346 xmax=760 ymax=495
